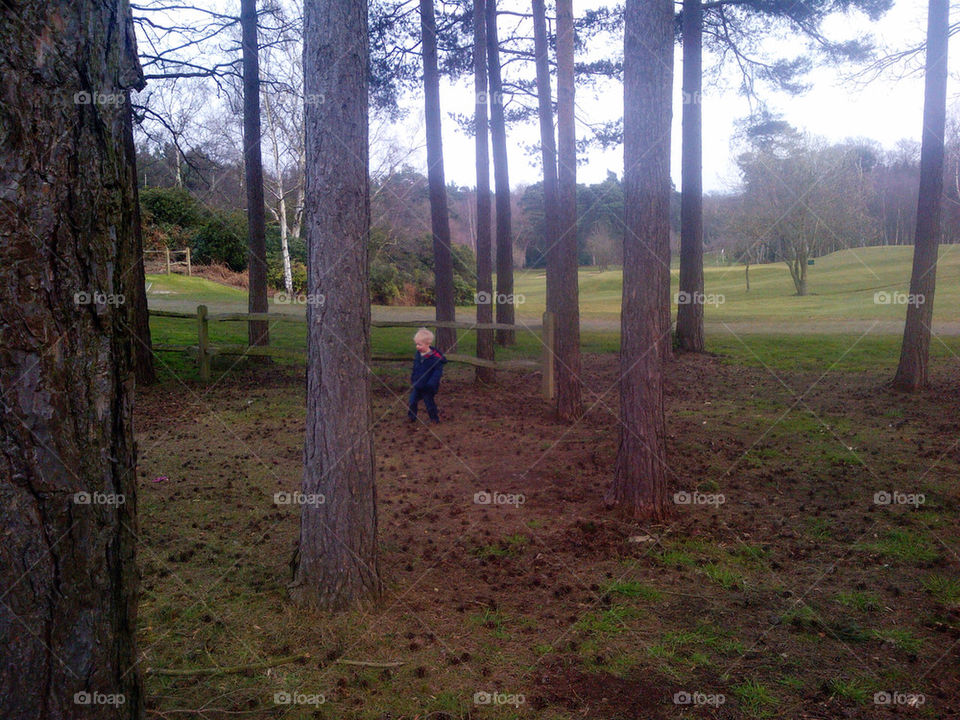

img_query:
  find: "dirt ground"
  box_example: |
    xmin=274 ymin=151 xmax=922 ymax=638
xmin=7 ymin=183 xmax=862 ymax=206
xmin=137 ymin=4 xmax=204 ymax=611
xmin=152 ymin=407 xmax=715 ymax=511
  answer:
xmin=134 ymin=351 xmax=960 ymax=719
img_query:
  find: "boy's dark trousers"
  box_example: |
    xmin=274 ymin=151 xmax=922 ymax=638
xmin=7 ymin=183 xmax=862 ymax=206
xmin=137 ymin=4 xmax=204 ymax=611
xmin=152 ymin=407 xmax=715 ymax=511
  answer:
xmin=408 ymin=387 xmax=439 ymax=422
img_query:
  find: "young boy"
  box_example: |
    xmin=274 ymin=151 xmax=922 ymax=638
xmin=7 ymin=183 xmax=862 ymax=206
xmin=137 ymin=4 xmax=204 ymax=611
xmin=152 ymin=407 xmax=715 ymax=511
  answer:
xmin=408 ymin=328 xmax=447 ymax=424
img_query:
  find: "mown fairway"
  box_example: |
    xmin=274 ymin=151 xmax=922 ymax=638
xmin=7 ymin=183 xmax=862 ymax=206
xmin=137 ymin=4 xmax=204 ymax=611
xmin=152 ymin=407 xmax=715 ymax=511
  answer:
xmin=147 ymin=246 xmax=960 ymax=381
xmin=149 ymin=245 xmax=960 ymax=327
xmin=135 ymin=299 xmax=960 ymax=719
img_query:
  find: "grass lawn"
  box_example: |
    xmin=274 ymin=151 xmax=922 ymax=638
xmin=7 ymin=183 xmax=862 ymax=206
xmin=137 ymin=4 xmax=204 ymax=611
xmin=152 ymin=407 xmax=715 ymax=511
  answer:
xmin=146 ymin=245 xmax=960 ymax=381
xmin=135 ymin=328 xmax=960 ymax=719
xmin=515 ymin=245 xmax=960 ymax=324
xmin=148 ymin=245 xmax=960 ymax=328
xmin=133 ymin=247 xmax=960 ymax=718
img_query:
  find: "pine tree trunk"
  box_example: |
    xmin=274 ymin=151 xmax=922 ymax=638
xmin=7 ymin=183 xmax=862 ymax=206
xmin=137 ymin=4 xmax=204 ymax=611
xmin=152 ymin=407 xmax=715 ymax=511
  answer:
xmin=893 ymin=0 xmax=949 ymax=392
xmin=676 ymin=0 xmax=705 ymax=352
xmin=124 ymin=90 xmax=156 ymax=384
xmin=0 ymin=1 xmax=144 ymax=716
xmin=420 ymin=0 xmax=457 ymax=353
xmin=486 ymin=0 xmax=516 ymax=345
xmin=606 ymin=0 xmax=673 ymax=521
xmin=474 ymin=0 xmax=496 ymax=383
xmin=242 ymin=0 xmax=270 ymax=349
xmin=532 ymin=0 xmax=561 ymax=319
xmin=555 ymin=0 xmax=583 ymax=421
xmin=291 ymin=0 xmax=381 ymax=611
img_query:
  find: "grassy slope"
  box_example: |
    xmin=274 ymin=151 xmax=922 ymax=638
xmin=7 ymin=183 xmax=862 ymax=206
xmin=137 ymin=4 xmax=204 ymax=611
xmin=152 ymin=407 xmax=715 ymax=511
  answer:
xmin=146 ymin=246 xmax=960 ymax=381
xmin=136 ymin=250 xmax=960 ymax=718
xmin=515 ymin=245 xmax=960 ymax=323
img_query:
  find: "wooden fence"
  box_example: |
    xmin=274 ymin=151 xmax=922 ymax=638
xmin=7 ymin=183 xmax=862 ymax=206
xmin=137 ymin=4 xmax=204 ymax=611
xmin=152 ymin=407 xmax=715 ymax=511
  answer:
xmin=150 ymin=306 xmax=556 ymax=398
xmin=144 ymin=248 xmax=191 ymax=276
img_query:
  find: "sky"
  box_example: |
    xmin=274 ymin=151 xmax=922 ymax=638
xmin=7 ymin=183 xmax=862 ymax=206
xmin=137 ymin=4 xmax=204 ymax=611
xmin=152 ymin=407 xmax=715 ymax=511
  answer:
xmin=381 ymin=0 xmax=955 ymax=195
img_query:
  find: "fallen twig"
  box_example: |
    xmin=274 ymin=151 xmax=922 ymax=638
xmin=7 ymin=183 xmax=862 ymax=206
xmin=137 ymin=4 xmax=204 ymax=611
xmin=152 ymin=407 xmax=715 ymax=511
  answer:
xmin=334 ymin=659 xmax=406 ymax=668
xmin=149 ymin=653 xmax=310 ymax=677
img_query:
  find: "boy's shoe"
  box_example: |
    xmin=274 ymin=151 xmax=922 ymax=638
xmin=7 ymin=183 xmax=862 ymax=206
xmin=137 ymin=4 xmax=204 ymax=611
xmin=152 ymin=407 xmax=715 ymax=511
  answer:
xmin=430 ymin=418 xmax=440 ymax=424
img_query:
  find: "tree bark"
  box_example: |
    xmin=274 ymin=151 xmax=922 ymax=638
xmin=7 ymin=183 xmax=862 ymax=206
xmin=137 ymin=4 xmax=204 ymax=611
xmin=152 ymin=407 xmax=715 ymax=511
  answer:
xmin=279 ymin=193 xmax=293 ymax=293
xmin=555 ymin=0 xmax=584 ymax=421
xmin=893 ymin=0 xmax=949 ymax=392
xmin=606 ymin=0 xmax=673 ymax=521
xmin=241 ymin=0 xmax=270 ymax=349
xmin=486 ymin=0 xmax=516 ymax=345
xmin=291 ymin=0 xmax=381 ymax=611
xmin=676 ymin=0 xmax=705 ymax=352
xmin=532 ymin=0 xmax=561 ymax=318
xmin=0 ymin=1 xmax=144 ymax=717
xmin=124 ymin=90 xmax=156 ymax=384
xmin=263 ymin=91 xmax=294 ymax=294
xmin=292 ymin=178 xmax=305 ymax=243
xmin=420 ymin=0 xmax=457 ymax=353
xmin=474 ymin=0 xmax=496 ymax=383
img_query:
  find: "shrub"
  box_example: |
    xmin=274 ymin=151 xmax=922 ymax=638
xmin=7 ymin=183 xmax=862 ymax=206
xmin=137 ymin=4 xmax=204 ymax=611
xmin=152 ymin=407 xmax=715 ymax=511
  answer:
xmin=267 ymin=258 xmax=307 ymax=293
xmin=367 ymin=231 xmax=476 ymax=306
xmin=192 ymin=212 xmax=247 ymax=271
xmin=140 ymin=186 xmax=248 ymax=272
xmin=140 ymin=187 xmax=202 ymax=228
xmin=370 ymin=262 xmax=402 ymax=304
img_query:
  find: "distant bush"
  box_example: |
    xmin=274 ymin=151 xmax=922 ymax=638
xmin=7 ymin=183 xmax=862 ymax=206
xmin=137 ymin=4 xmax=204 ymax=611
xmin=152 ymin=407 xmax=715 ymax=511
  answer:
xmin=140 ymin=187 xmax=249 ymax=270
xmin=267 ymin=257 xmax=307 ymax=293
xmin=265 ymin=229 xmax=307 ymax=292
xmin=141 ymin=186 xmax=477 ymax=304
xmin=370 ymin=262 xmax=402 ymax=304
xmin=140 ymin=187 xmax=202 ymax=228
xmin=369 ymin=230 xmax=476 ymax=306
xmin=450 ymin=243 xmax=477 ymax=305
xmin=193 ymin=212 xmax=248 ymax=271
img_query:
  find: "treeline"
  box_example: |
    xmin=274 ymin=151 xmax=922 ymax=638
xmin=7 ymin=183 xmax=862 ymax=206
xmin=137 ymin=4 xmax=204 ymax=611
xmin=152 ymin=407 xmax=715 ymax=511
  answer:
xmin=140 ymin=111 xmax=960 ymax=304
xmin=137 ymin=143 xmax=627 ymax=287
xmin=138 ymin=163 xmax=476 ymax=304
xmin=706 ymin=118 xmax=960 ymax=294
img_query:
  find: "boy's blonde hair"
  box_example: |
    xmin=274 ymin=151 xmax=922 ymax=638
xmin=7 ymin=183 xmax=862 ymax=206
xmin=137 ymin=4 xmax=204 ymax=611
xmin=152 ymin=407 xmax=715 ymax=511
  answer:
xmin=414 ymin=327 xmax=434 ymax=344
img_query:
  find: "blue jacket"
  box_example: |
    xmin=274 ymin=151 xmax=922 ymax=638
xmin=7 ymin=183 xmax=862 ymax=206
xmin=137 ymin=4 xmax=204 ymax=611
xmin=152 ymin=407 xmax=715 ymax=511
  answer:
xmin=411 ymin=347 xmax=446 ymax=392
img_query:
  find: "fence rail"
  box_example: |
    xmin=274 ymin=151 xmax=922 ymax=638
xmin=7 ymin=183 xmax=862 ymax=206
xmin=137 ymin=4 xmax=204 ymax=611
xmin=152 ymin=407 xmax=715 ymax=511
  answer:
xmin=149 ymin=305 xmax=555 ymax=398
xmin=144 ymin=248 xmax=191 ymax=276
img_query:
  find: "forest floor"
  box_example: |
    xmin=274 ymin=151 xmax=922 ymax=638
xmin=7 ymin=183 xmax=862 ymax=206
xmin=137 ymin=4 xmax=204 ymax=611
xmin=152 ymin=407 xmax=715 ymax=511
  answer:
xmin=133 ymin=345 xmax=960 ymax=719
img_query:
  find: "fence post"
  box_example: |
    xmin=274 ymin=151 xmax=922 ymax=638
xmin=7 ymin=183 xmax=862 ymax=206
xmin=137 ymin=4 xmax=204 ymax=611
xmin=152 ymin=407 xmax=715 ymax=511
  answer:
xmin=185 ymin=247 xmax=192 ymax=276
xmin=165 ymin=247 xmax=171 ymax=275
xmin=541 ymin=311 xmax=556 ymax=400
xmin=197 ymin=304 xmax=210 ymax=382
